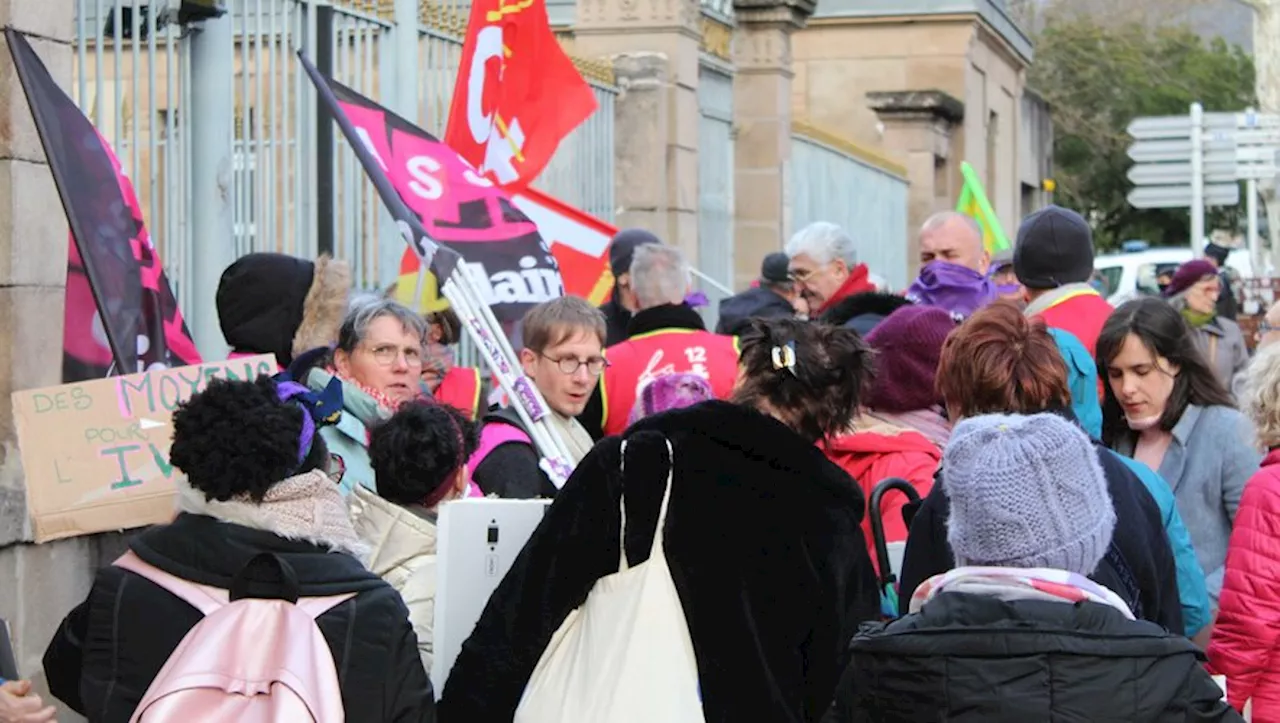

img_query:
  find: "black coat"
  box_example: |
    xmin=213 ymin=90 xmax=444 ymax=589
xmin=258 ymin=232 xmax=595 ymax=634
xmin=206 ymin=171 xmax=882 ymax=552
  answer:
xmin=1217 ymin=269 xmax=1239 ymax=321
xmin=819 ymin=292 xmax=913 ymax=336
xmin=438 ymin=401 xmax=881 ymax=723
xmin=827 ymin=592 xmax=1241 ymax=722
xmin=599 ymin=295 xmax=632 ymax=347
xmin=42 ymin=513 xmax=435 ymax=723
xmin=715 ymin=286 xmax=795 ymax=336
xmin=897 ymin=427 xmax=1184 ymax=635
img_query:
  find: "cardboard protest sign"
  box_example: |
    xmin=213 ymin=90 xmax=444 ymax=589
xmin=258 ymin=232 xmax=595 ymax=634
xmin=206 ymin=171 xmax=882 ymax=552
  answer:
xmin=12 ymin=355 xmax=277 ymax=543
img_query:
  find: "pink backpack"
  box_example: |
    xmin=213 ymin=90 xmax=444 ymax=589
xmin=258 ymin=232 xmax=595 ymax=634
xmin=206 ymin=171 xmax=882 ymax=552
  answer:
xmin=113 ymin=551 xmax=356 ymax=723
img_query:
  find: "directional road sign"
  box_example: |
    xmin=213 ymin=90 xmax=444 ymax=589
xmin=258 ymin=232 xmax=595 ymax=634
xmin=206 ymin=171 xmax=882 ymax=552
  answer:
xmin=1127 ymin=139 xmax=1236 ymax=164
xmin=1126 ymin=161 xmax=1239 ymax=186
xmin=1126 ymin=114 xmax=1236 ymax=139
xmin=1127 ymin=183 xmax=1241 ymax=209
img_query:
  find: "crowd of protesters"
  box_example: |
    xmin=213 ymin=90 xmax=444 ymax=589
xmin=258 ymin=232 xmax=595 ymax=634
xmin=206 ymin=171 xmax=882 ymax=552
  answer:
xmin=8 ymin=201 xmax=1280 ymax=722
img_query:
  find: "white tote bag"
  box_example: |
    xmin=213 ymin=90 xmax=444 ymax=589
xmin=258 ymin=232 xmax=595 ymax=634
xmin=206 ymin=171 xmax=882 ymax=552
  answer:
xmin=514 ymin=439 xmax=706 ymax=723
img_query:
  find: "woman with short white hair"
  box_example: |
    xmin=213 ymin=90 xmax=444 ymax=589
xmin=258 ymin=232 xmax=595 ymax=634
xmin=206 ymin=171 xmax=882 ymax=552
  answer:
xmin=1210 ymin=342 xmax=1280 ymax=719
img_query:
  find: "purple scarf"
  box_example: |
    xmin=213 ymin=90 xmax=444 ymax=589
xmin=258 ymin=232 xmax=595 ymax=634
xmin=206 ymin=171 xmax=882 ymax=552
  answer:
xmin=906 ymin=261 xmax=997 ymax=319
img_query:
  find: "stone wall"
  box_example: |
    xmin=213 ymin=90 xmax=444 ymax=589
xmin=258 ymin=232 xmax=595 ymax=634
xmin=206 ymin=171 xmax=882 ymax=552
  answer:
xmin=792 ymin=13 xmax=1029 ymax=258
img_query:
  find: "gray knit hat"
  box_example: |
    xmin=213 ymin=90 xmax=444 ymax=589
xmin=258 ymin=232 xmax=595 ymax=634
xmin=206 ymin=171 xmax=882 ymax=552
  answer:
xmin=944 ymin=413 xmax=1115 ymax=575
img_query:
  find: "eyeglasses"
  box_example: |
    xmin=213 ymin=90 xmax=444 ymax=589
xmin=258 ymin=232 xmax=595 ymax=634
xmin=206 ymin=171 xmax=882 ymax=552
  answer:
xmin=363 ymin=343 xmax=424 ymax=367
xmin=789 ymin=267 xmax=816 ymax=283
xmin=541 ymin=353 xmax=608 ymax=375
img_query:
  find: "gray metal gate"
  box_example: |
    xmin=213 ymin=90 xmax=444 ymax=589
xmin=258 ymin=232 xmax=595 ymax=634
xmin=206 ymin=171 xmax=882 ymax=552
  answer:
xmin=697 ymin=59 xmax=735 ymax=327
xmin=73 ymin=0 xmax=621 ymax=352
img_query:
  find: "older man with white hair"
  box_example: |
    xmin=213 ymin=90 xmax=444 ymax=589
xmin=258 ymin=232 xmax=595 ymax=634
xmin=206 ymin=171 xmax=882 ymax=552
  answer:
xmin=784 ymin=222 xmax=875 ymax=315
xmin=577 ymin=243 xmax=740 ymax=439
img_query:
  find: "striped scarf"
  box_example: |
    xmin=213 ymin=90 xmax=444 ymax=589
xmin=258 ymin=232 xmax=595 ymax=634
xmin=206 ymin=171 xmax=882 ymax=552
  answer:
xmin=909 ymin=566 xmax=1134 ymax=619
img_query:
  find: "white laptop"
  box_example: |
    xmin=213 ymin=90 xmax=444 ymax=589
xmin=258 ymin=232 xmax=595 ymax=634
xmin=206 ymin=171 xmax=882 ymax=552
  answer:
xmin=431 ymin=497 xmax=552 ymax=696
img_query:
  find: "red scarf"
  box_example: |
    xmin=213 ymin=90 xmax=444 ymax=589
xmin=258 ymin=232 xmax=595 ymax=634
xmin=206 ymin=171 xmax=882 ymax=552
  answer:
xmin=816 ymin=263 xmax=874 ymax=315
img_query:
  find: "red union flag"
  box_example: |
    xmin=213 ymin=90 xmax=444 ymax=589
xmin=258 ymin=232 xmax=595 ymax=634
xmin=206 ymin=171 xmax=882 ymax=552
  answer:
xmin=444 ymin=0 xmax=597 ymax=189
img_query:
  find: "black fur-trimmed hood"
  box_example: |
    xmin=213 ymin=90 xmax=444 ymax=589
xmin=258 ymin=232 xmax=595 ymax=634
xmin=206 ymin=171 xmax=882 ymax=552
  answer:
xmin=626 ymin=400 xmax=866 ymax=511
xmin=821 ymin=291 xmax=913 ymax=333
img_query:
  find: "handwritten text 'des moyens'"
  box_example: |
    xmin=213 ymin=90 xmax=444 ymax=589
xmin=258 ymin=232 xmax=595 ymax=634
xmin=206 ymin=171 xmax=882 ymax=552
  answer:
xmin=11 ymin=355 xmax=277 ymax=543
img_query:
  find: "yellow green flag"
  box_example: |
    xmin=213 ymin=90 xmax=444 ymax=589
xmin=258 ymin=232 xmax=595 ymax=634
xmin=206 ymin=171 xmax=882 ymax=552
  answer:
xmin=957 ymin=161 xmax=1010 ymax=254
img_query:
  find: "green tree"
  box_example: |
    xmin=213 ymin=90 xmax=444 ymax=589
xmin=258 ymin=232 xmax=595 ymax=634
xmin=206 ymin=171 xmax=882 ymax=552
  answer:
xmin=1029 ymin=15 xmax=1256 ymax=250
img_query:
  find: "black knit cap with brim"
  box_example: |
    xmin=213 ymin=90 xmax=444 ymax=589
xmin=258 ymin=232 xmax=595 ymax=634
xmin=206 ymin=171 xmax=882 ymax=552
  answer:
xmin=608 ymin=228 xmax=662 ymax=277
xmin=1013 ymin=205 xmax=1095 ymax=290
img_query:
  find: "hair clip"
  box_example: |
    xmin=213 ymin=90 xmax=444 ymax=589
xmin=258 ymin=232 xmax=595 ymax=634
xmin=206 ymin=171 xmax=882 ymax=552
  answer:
xmin=272 ymin=373 xmax=344 ymax=427
xmin=272 ymin=374 xmax=345 ymax=469
xmin=771 ymin=341 xmax=798 ymax=377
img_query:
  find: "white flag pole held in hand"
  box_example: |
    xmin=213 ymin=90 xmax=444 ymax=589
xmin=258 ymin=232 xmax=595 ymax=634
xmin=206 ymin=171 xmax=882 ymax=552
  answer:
xmin=298 ymin=52 xmax=574 ymax=486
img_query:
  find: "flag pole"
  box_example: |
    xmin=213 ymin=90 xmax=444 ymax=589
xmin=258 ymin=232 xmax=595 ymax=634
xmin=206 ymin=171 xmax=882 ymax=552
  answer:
xmin=297 ymin=50 xmax=575 ymax=485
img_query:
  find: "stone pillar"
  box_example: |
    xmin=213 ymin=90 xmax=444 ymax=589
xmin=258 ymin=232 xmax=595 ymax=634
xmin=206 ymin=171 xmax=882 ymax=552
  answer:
xmin=866 ymin=90 xmax=964 ymax=274
xmin=0 ymin=5 xmax=121 ymax=719
xmin=731 ymin=0 xmax=812 ymax=290
xmin=574 ymin=0 xmax=702 ymax=261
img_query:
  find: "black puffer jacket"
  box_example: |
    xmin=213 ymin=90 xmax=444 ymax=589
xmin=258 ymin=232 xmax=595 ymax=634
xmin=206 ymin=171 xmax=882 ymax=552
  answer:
xmin=43 ymin=513 xmax=435 ymax=723
xmin=898 ymin=408 xmax=1184 ymax=635
xmin=827 ymin=592 xmax=1241 ymax=722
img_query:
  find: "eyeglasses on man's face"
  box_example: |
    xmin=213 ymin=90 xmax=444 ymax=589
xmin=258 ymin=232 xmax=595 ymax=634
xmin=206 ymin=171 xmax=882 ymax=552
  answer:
xmin=541 ymin=353 xmax=609 ymax=375
xmin=364 ymin=343 xmax=424 ymax=368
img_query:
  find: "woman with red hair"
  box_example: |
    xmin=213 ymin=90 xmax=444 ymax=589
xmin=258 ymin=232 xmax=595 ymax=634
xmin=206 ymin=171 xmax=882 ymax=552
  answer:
xmin=896 ymin=301 xmax=1193 ymax=635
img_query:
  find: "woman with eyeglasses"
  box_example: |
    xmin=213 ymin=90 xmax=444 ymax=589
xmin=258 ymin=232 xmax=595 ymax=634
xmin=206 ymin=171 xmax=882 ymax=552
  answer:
xmin=467 ymin=296 xmax=609 ymax=499
xmin=1163 ymin=260 xmax=1250 ymax=397
xmin=289 ymin=295 xmax=431 ymax=497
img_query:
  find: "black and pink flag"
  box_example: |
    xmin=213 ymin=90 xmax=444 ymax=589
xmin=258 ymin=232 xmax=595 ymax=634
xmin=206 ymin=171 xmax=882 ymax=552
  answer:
xmin=6 ymin=28 xmax=200 ymax=381
xmin=299 ymin=53 xmax=564 ymax=324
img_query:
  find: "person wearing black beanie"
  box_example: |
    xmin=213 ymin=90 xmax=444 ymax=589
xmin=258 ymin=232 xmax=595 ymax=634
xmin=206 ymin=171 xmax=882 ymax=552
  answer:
xmin=599 ymin=228 xmax=661 ymax=346
xmin=1014 ymin=205 xmax=1115 ymax=358
xmin=216 ymin=252 xmax=352 ymax=368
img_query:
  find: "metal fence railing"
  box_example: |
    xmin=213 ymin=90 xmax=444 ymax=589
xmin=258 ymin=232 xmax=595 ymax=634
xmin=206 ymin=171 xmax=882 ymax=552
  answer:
xmin=72 ymin=0 xmax=196 ymax=308
xmin=73 ymin=0 xmax=620 ymax=323
xmin=696 ymin=60 xmax=735 ymax=330
xmin=231 ymin=0 xmax=317 ymax=274
xmin=790 ymin=120 xmax=911 ymax=289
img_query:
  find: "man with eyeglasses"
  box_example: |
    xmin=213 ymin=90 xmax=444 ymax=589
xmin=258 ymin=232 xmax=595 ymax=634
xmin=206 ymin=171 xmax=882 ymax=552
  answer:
xmin=578 ymin=244 xmax=740 ymax=439
xmin=468 ymin=296 xmax=607 ymax=499
xmin=784 ymin=222 xmax=876 ymax=323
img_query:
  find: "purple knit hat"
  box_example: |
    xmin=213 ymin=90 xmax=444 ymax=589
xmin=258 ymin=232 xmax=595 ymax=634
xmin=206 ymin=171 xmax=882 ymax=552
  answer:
xmin=906 ymin=260 xmax=997 ymax=319
xmin=864 ymin=304 xmax=959 ymax=413
xmin=628 ymin=373 xmax=715 ymax=426
xmin=1163 ymin=259 xmax=1218 ymax=298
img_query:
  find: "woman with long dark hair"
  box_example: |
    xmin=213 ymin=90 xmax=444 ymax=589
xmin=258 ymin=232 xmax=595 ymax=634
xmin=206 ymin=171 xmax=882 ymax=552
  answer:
xmin=1098 ymin=297 xmax=1261 ymax=610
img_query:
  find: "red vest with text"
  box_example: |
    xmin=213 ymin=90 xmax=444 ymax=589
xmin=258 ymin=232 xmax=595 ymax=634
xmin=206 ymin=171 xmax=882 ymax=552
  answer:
xmin=435 ymin=366 xmax=482 ymax=421
xmin=599 ymin=328 xmax=740 ymax=436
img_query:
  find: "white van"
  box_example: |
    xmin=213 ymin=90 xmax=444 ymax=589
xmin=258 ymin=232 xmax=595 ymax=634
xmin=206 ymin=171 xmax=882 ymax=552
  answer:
xmin=1093 ymin=243 xmax=1256 ymax=307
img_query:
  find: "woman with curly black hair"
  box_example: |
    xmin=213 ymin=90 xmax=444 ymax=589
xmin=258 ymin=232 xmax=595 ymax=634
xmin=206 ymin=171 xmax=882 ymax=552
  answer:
xmin=42 ymin=376 xmax=436 ymax=723
xmin=351 ymin=400 xmax=479 ymax=673
xmin=440 ymin=317 xmax=882 ymax=723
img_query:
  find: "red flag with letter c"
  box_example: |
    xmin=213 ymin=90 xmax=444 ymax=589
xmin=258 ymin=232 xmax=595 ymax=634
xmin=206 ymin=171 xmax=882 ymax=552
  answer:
xmin=444 ymin=0 xmax=597 ymax=189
